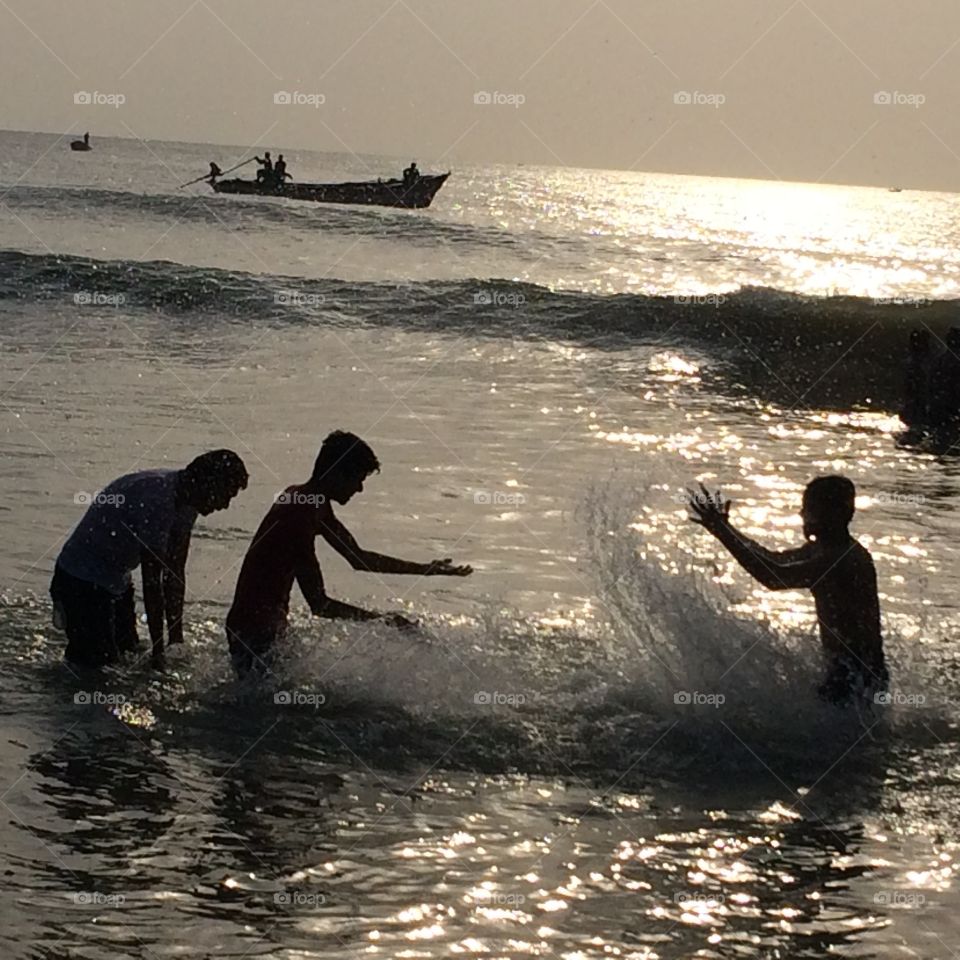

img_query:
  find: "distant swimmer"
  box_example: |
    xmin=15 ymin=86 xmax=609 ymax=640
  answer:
xmin=255 ymin=151 xmax=273 ymax=184
xmin=225 ymin=430 xmax=473 ymax=677
xmin=688 ymin=475 xmax=887 ymax=706
xmin=51 ymin=451 xmax=249 ymax=668
xmin=402 ymin=161 xmax=419 ymax=187
xmin=274 ymin=154 xmax=291 ymax=183
xmin=901 ymin=328 xmax=935 ymax=431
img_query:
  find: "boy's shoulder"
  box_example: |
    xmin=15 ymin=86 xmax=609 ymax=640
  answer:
xmin=817 ymin=535 xmax=875 ymax=569
xmin=269 ymin=485 xmax=333 ymax=526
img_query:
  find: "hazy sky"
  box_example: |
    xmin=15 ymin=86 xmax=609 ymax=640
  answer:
xmin=4 ymin=0 xmax=960 ymax=189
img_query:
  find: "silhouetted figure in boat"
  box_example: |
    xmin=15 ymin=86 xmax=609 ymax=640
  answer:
xmin=901 ymin=328 xmax=935 ymax=432
xmin=207 ymin=162 xmax=223 ymax=183
xmin=688 ymin=475 xmax=887 ymax=706
xmin=274 ymin=154 xmax=291 ymax=184
xmin=402 ymin=161 xmax=420 ymax=187
xmin=929 ymin=327 xmax=960 ymax=440
xmin=70 ymin=132 xmax=91 ymax=152
xmin=225 ymin=430 xmax=473 ymax=677
xmin=255 ymin=151 xmax=273 ymax=184
xmin=51 ymin=451 xmax=248 ymax=669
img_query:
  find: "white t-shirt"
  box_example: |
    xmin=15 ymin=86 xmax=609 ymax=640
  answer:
xmin=57 ymin=469 xmax=198 ymax=595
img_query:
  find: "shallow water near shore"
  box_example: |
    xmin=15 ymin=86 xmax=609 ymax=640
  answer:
xmin=1 ymin=130 xmax=959 ymax=957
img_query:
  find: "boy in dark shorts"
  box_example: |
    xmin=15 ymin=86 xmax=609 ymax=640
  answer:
xmin=687 ymin=475 xmax=887 ymax=705
xmin=226 ymin=430 xmax=473 ymax=676
xmin=52 ymin=450 xmax=248 ymax=667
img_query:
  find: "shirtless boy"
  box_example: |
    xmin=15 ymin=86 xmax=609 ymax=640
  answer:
xmin=226 ymin=430 xmax=473 ymax=675
xmin=688 ymin=475 xmax=887 ymax=704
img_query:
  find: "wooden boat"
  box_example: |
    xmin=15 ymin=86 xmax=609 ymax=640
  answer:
xmin=209 ymin=172 xmax=449 ymax=209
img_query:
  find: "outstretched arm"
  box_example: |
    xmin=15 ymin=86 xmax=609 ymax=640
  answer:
xmin=294 ymin=541 xmax=381 ymax=622
xmin=162 ymin=527 xmax=191 ymax=646
xmin=687 ymin=484 xmax=825 ymax=590
xmin=318 ymin=513 xmax=472 ymax=577
xmin=141 ymin=555 xmax=166 ymax=662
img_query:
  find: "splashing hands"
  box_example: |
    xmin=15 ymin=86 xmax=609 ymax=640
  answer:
xmin=424 ymin=558 xmax=473 ymax=576
xmin=687 ymin=483 xmax=731 ymax=533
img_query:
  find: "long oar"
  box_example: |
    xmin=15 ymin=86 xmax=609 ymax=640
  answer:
xmin=178 ymin=156 xmax=256 ymax=189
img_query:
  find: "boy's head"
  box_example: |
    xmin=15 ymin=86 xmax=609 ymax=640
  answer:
xmin=909 ymin=328 xmax=932 ymax=353
xmin=801 ymin=475 xmax=855 ymax=541
xmin=181 ymin=449 xmax=249 ymax=515
xmin=311 ymin=430 xmax=380 ymax=504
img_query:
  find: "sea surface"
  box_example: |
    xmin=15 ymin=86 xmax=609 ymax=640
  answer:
xmin=1 ymin=129 xmax=959 ymax=958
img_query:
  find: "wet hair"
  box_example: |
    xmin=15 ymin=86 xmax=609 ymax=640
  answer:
xmin=802 ymin=475 xmax=855 ymax=528
xmin=312 ymin=430 xmax=380 ymax=484
xmin=183 ymin=449 xmax=249 ymax=492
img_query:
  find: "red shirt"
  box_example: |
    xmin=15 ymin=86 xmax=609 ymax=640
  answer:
xmin=226 ymin=486 xmax=328 ymax=639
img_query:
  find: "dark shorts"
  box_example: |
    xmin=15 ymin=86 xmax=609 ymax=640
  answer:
xmin=227 ymin=622 xmax=284 ymax=678
xmin=50 ymin=564 xmax=140 ymax=668
xmin=818 ymin=655 xmax=888 ymax=707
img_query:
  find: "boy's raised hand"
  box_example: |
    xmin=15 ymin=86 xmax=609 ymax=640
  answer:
xmin=687 ymin=483 xmax=731 ymax=531
xmin=424 ymin=557 xmax=473 ymax=576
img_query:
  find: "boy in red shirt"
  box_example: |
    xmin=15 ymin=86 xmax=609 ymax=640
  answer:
xmin=226 ymin=430 xmax=472 ymax=675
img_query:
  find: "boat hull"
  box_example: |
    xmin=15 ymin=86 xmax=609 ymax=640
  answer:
xmin=210 ymin=173 xmax=449 ymax=209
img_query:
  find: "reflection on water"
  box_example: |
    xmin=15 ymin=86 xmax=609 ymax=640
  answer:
xmin=5 ymin=702 xmax=957 ymax=959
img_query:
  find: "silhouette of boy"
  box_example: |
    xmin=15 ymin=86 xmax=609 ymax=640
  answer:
xmin=226 ymin=430 xmax=472 ymax=676
xmin=688 ymin=475 xmax=887 ymax=705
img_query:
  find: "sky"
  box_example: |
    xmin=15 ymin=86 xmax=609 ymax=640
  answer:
xmin=3 ymin=0 xmax=960 ymax=190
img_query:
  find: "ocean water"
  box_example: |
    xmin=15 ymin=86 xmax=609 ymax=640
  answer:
xmin=1 ymin=129 xmax=958 ymax=958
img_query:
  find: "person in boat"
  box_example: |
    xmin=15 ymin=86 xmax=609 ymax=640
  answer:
xmin=51 ymin=451 xmax=249 ymax=669
xmin=207 ymin=161 xmax=223 ymax=183
xmin=688 ymin=475 xmax=887 ymax=706
xmin=255 ymin=151 xmax=273 ymax=184
xmin=225 ymin=430 xmax=473 ymax=677
xmin=402 ymin=161 xmax=420 ymax=187
xmin=901 ymin=328 xmax=936 ymax=431
xmin=928 ymin=327 xmax=960 ymax=439
xmin=274 ymin=154 xmax=291 ymax=184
